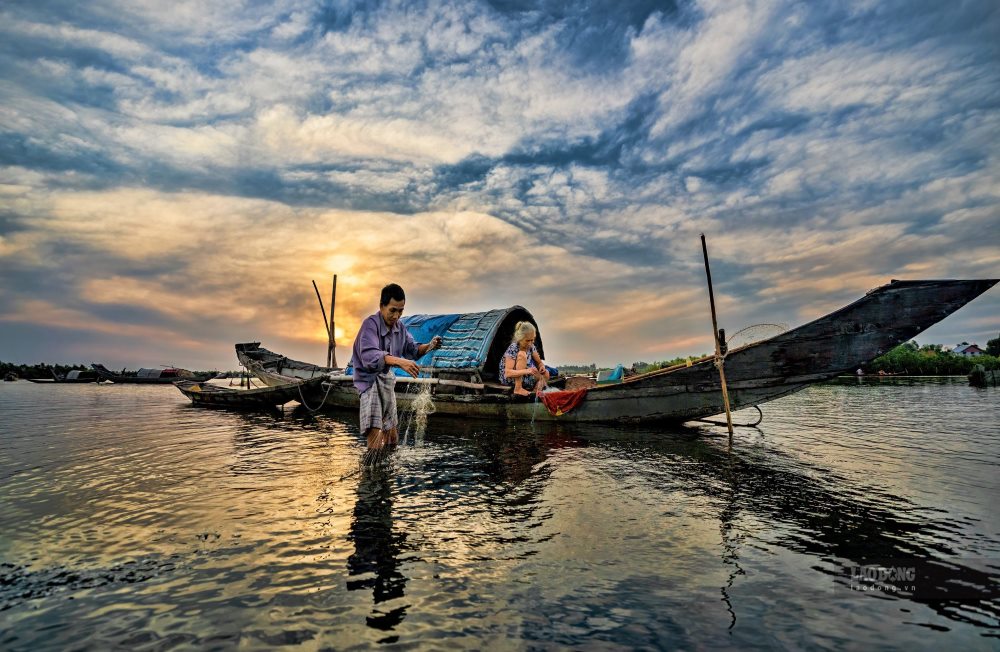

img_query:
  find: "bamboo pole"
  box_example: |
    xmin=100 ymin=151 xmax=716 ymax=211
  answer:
xmin=312 ymin=279 xmax=332 ymax=366
xmin=700 ymin=234 xmax=735 ymax=447
xmin=329 ymin=275 xmax=338 ymax=368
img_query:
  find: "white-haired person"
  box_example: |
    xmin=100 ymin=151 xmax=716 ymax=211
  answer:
xmin=499 ymin=321 xmax=549 ymax=396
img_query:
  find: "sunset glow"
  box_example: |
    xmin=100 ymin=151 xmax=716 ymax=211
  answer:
xmin=1 ymin=1 xmax=997 ymax=370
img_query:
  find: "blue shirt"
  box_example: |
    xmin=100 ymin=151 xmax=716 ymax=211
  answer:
xmin=351 ymin=313 xmax=421 ymax=393
xmin=498 ymin=341 xmax=539 ymax=385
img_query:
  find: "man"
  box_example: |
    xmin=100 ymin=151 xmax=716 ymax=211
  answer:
xmin=351 ymin=283 xmax=442 ymax=449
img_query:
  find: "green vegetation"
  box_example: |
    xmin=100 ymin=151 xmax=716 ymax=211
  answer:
xmin=863 ymin=341 xmax=999 ymax=375
xmin=0 ymin=361 xmax=89 ymax=380
xmin=987 ymin=333 xmax=1000 ymax=357
xmin=557 ymin=363 xmax=601 ymax=374
xmin=1 ymin=361 xmax=225 ymax=379
xmin=631 ymin=355 xmax=711 ymax=374
xmin=558 ymin=356 xmax=712 ymax=375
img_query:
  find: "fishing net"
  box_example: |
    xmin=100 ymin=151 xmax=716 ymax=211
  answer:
xmin=404 ymin=382 xmax=435 ymax=441
xmin=726 ymin=323 xmax=788 ymax=349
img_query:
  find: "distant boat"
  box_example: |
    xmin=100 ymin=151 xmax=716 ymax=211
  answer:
xmin=26 ymin=369 xmax=99 ymax=384
xmin=3 ymin=372 xmax=17 ymax=382
xmin=238 ymin=279 xmax=998 ymax=423
xmin=174 ymin=376 xmax=326 ymax=408
xmin=91 ymin=364 xmax=215 ymax=384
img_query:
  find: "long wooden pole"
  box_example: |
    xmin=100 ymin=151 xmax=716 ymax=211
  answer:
xmin=329 ymin=275 xmax=338 ymax=368
xmin=312 ymin=279 xmax=332 ymax=366
xmin=700 ymin=234 xmax=735 ymax=446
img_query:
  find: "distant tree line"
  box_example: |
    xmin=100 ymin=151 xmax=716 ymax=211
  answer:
xmin=862 ymin=338 xmax=1000 ymax=375
xmin=0 ymin=361 xmax=89 ymax=380
xmin=630 ymin=355 xmax=712 ymax=374
xmin=1 ymin=361 xmax=228 ymax=379
xmin=557 ymin=363 xmax=599 ymax=374
xmin=558 ymin=356 xmax=712 ymax=375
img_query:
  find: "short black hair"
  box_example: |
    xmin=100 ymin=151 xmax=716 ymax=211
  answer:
xmin=380 ymin=283 xmax=405 ymax=306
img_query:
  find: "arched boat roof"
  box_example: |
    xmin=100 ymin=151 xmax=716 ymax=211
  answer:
xmin=402 ymin=306 xmax=543 ymax=378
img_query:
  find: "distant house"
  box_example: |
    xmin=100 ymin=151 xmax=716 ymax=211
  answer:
xmin=952 ymin=343 xmax=985 ymax=357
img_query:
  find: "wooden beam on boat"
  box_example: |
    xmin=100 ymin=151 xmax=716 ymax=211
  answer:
xmin=701 ymin=233 xmax=735 ymax=446
xmin=329 ymin=274 xmax=338 ymax=368
xmin=312 ymin=279 xmax=332 ymax=368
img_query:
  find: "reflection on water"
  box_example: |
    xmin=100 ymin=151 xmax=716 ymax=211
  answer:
xmin=348 ymin=464 xmax=408 ymax=638
xmin=0 ymin=379 xmax=998 ymax=649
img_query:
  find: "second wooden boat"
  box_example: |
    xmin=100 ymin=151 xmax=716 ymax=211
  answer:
xmin=174 ymin=376 xmax=327 ymax=408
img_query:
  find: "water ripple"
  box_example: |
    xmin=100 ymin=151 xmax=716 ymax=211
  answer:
xmin=1 ymin=378 xmax=998 ymax=649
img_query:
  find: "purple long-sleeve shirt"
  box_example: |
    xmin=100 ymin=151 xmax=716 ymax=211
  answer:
xmin=350 ymin=313 xmax=421 ymax=393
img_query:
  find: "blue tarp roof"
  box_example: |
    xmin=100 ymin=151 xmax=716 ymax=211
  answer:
xmin=347 ymin=306 xmax=542 ymax=378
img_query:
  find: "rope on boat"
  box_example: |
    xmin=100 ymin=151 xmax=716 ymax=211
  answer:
xmin=296 ymin=377 xmax=335 ymax=413
xmin=693 ymin=405 xmax=763 ymax=428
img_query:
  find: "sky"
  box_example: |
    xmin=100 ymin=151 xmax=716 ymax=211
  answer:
xmin=0 ymin=0 xmax=998 ymax=371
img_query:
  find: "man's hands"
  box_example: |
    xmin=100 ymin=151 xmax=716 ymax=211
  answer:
xmin=388 ymin=336 xmax=442 ymax=377
xmin=386 ymin=355 xmax=420 ymax=377
xmin=415 ymin=335 xmax=444 ymax=358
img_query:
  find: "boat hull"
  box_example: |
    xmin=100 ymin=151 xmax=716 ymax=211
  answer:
xmin=304 ymin=377 xmax=811 ymax=422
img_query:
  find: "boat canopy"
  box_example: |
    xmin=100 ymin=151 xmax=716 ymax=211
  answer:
xmin=350 ymin=306 xmax=544 ymax=379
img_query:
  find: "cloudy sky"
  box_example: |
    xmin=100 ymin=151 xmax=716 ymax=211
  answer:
xmin=1 ymin=0 xmax=997 ymax=371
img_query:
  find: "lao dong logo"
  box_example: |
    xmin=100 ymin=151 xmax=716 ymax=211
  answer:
xmin=849 ymin=565 xmax=917 ymax=592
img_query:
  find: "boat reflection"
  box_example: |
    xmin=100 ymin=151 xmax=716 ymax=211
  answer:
xmin=418 ymin=419 xmax=996 ymax=631
xmin=559 ymin=423 xmax=999 ymax=630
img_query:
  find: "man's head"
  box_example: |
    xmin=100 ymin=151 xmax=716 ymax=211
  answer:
xmin=379 ymin=283 xmax=406 ymax=328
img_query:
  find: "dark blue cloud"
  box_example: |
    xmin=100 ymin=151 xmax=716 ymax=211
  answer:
xmin=0 ymin=133 xmax=123 ymax=177
xmin=1 ymin=0 xmax=998 ymax=362
xmin=508 ymin=0 xmax=683 ymax=72
xmin=315 ymin=0 xmax=376 ymax=34
xmin=431 ymin=93 xmax=662 ymax=203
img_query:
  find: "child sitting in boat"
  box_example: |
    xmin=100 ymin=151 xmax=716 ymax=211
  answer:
xmin=500 ymin=321 xmax=549 ymax=396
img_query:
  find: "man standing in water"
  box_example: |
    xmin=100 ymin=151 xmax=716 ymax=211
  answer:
xmin=351 ymin=283 xmax=442 ymax=449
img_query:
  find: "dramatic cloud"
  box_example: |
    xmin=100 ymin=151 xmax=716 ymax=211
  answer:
xmin=1 ymin=0 xmax=997 ymax=370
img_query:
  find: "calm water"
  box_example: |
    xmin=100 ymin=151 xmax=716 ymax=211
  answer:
xmin=1 ymin=378 xmax=998 ymax=650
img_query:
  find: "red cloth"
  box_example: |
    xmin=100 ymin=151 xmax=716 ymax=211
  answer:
xmin=539 ymin=389 xmax=588 ymax=416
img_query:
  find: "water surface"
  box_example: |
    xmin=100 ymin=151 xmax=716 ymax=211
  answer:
xmin=1 ymin=378 xmax=998 ymax=649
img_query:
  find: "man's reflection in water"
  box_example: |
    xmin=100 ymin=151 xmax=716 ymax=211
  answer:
xmin=347 ymin=463 xmax=408 ymax=635
xmin=344 ymin=423 xmax=578 ymax=638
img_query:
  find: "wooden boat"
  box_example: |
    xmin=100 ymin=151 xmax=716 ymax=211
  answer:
xmin=241 ymin=279 xmax=998 ymax=423
xmin=235 ymin=342 xmax=340 ymax=385
xmin=91 ymin=363 xmax=215 ymax=384
xmin=174 ymin=376 xmax=327 ymax=408
xmin=26 ymin=369 xmax=99 ymax=384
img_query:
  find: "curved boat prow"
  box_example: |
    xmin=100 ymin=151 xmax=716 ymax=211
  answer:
xmin=727 ymin=278 xmax=999 ymax=381
xmin=627 ymin=278 xmax=998 ymax=421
